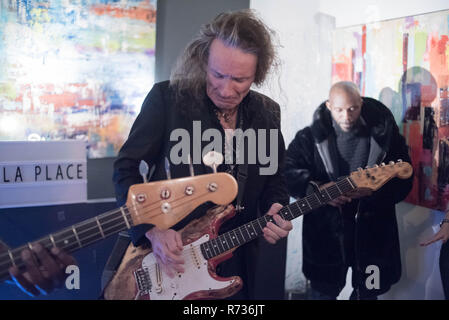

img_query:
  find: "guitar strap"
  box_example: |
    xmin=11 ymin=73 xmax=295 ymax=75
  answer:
xmin=235 ymin=163 xmax=248 ymax=213
xmin=233 ymin=108 xmax=247 ymax=213
xmin=99 ymin=231 xmax=131 ymax=298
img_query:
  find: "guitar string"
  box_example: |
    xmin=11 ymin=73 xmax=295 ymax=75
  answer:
xmin=0 ymin=217 xmax=130 ymax=270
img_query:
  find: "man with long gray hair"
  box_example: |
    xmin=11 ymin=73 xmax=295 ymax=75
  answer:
xmin=113 ymin=9 xmax=292 ymax=299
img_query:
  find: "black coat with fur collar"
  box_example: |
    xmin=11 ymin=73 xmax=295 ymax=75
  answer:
xmin=285 ymin=97 xmax=413 ymax=294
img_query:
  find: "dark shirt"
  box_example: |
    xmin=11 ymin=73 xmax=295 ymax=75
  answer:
xmin=333 ymin=117 xmax=370 ymax=266
xmin=333 ymin=118 xmax=370 ymax=176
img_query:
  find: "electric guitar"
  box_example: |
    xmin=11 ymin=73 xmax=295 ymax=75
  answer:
xmin=103 ymin=160 xmax=413 ymax=300
xmin=0 ymin=172 xmax=238 ymax=282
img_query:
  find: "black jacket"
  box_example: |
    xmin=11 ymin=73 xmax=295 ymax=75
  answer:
xmin=112 ymin=81 xmax=289 ymax=299
xmin=285 ymin=97 xmax=413 ymax=295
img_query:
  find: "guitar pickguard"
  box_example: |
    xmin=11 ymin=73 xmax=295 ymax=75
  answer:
xmin=104 ymin=205 xmax=242 ymax=300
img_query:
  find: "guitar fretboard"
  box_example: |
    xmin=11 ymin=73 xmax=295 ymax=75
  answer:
xmin=200 ymin=177 xmax=356 ymax=260
xmin=0 ymin=206 xmax=133 ymax=282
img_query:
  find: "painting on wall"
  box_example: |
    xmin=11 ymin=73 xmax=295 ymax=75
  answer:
xmin=331 ymin=9 xmax=449 ymax=210
xmin=0 ymin=0 xmax=156 ymax=158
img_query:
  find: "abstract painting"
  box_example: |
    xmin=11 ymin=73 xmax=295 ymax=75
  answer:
xmin=331 ymin=9 xmax=449 ymax=210
xmin=0 ymin=0 xmax=156 ymax=158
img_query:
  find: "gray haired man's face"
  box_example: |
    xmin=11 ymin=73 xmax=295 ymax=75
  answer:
xmin=206 ymin=39 xmax=257 ymax=111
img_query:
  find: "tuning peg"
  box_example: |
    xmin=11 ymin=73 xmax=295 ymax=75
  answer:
xmin=203 ymin=151 xmax=224 ymax=173
xmin=381 ymin=162 xmax=386 ymax=167
xmin=188 ymin=154 xmax=194 ymax=176
xmin=139 ymin=160 xmax=149 ymax=183
xmin=165 ymin=157 xmax=171 ymax=179
xmin=365 ymin=165 xmax=370 ymax=169
xmin=398 ymin=159 xmax=403 ymax=163
xmin=389 ymin=161 xmax=395 ymax=165
xmin=374 ymin=164 xmax=379 ymax=168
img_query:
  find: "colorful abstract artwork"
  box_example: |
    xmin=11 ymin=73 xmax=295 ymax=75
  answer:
xmin=0 ymin=0 xmax=156 ymax=158
xmin=331 ymin=10 xmax=449 ymax=210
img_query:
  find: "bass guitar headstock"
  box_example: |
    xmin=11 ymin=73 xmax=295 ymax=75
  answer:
xmin=125 ymin=173 xmax=238 ymax=229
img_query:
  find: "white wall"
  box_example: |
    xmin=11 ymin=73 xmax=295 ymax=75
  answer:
xmin=251 ymin=0 xmax=449 ymax=299
xmin=250 ymin=0 xmax=335 ymax=293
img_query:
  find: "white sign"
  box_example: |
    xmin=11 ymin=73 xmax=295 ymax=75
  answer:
xmin=0 ymin=141 xmax=87 ymax=208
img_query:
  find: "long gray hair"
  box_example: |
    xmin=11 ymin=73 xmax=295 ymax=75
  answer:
xmin=170 ymin=9 xmax=279 ymax=107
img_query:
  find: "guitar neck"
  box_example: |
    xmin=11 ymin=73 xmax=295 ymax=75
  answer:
xmin=0 ymin=206 xmax=133 ymax=282
xmin=200 ymin=177 xmax=357 ymax=260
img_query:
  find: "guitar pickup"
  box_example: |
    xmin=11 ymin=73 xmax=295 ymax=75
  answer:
xmin=134 ymin=267 xmax=152 ymax=295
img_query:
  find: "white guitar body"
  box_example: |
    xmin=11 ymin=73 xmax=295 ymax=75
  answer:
xmin=137 ymin=234 xmax=237 ymax=300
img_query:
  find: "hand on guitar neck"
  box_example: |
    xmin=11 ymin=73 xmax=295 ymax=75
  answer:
xmin=8 ymin=244 xmax=76 ymax=297
xmin=144 ymin=202 xmax=292 ymax=277
xmin=318 ymin=181 xmax=373 ymax=207
xmin=262 ymin=203 xmax=293 ymax=244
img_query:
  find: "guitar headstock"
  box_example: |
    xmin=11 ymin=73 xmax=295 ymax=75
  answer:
xmin=349 ymin=160 xmax=413 ymax=191
xmin=125 ymin=173 xmax=238 ymax=229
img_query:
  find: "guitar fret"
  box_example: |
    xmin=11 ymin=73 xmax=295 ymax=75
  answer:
xmin=206 ymin=242 xmax=214 ymax=259
xmin=49 ymin=234 xmax=56 ymax=247
xmin=334 ymin=183 xmax=342 ymax=194
xmin=76 ymin=220 xmax=103 ymax=247
xmin=53 ymin=229 xmax=77 ymax=251
xmin=39 ymin=238 xmax=53 ymax=250
xmin=247 ymin=223 xmax=257 ymax=238
xmin=285 ymin=206 xmax=294 ymax=220
xmin=238 ymin=227 xmax=247 ymax=243
xmin=210 ymin=239 xmax=219 ymax=256
xmin=7 ymin=250 xmax=15 ymax=267
xmin=215 ymin=236 xmax=226 ymax=254
xmin=251 ymin=218 xmax=263 ymax=234
xmin=225 ymin=232 xmax=236 ymax=248
xmin=200 ymin=243 xmax=211 ymax=260
xmin=297 ymin=200 xmax=307 ymax=212
xmin=72 ymin=226 xmax=82 ymax=248
xmin=347 ymin=177 xmax=356 ymax=189
xmin=323 ymin=187 xmax=331 ymax=200
xmin=231 ymin=230 xmax=242 ymax=246
xmin=304 ymin=197 xmax=312 ymax=209
xmin=313 ymin=192 xmax=322 ymax=206
xmin=341 ymin=179 xmax=355 ymax=193
xmin=256 ymin=217 xmax=265 ymax=230
xmin=243 ymin=224 xmax=252 ymax=239
xmin=96 ymin=217 xmax=105 ymax=239
xmin=219 ymin=235 xmax=230 ymax=252
xmin=120 ymin=206 xmax=131 ymax=229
